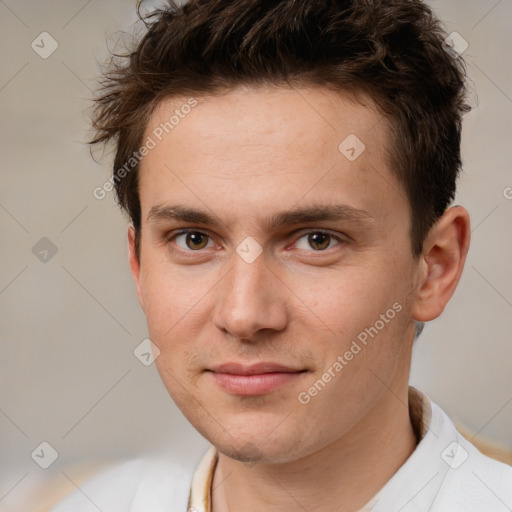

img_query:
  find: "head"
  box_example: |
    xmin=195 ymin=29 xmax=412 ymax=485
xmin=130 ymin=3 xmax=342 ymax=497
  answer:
xmin=91 ymin=0 xmax=471 ymax=463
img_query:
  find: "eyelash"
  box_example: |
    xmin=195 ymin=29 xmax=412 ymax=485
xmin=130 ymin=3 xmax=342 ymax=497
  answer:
xmin=166 ymin=229 xmax=346 ymax=254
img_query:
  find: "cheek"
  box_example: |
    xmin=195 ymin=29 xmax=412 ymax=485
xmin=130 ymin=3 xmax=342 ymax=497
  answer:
xmin=139 ymin=257 xmax=212 ymax=342
xmin=293 ymin=261 xmax=414 ymax=384
xmin=294 ymin=264 xmax=404 ymax=334
xmin=292 ymin=283 xmax=411 ymax=433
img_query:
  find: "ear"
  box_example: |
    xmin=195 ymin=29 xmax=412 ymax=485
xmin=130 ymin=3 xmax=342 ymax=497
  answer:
xmin=128 ymin=225 xmax=145 ymax=311
xmin=412 ymin=206 xmax=471 ymax=322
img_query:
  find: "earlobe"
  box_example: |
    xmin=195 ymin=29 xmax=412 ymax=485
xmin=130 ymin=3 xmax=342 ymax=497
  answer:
xmin=128 ymin=225 xmax=145 ymax=311
xmin=412 ymin=206 xmax=471 ymax=322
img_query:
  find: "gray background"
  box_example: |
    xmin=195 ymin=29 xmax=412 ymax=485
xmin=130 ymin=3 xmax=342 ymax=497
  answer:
xmin=0 ymin=0 xmax=511 ymax=509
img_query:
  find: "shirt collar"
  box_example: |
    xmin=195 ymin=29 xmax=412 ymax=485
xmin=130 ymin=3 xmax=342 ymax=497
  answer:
xmin=188 ymin=385 xmax=436 ymax=512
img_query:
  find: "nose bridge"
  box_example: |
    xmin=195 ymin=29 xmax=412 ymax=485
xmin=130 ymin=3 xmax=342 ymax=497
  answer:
xmin=213 ymin=251 xmax=286 ymax=339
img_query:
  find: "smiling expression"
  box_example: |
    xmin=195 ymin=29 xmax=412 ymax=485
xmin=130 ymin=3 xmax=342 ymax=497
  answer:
xmin=129 ymin=84 xmax=422 ymax=463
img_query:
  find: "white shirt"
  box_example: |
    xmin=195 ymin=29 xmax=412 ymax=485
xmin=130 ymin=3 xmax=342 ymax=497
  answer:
xmin=52 ymin=386 xmax=512 ymax=512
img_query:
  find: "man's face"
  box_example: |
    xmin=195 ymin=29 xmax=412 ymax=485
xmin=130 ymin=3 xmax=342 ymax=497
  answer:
xmin=131 ymin=85 xmax=421 ymax=463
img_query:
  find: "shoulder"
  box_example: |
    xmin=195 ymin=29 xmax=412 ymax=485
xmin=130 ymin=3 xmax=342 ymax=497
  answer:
xmin=51 ymin=455 xmax=193 ymax=512
xmin=438 ymin=433 xmax=512 ymax=510
xmin=431 ymin=402 xmax=512 ymax=511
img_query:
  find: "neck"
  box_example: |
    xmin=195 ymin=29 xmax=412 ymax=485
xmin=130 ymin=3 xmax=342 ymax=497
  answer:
xmin=211 ymin=382 xmax=417 ymax=512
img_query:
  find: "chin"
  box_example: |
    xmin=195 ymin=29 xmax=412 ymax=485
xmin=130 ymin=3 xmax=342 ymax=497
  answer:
xmin=200 ymin=422 xmax=316 ymax=465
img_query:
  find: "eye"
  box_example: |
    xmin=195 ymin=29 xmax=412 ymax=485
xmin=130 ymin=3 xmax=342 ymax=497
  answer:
xmin=174 ymin=231 xmax=215 ymax=251
xmin=294 ymin=231 xmax=341 ymax=251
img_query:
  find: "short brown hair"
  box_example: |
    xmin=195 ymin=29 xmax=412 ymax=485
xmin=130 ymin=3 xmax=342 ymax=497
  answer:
xmin=91 ymin=0 xmax=470 ymax=259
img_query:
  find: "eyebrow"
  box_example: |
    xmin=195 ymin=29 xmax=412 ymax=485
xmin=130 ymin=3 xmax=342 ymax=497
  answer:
xmin=147 ymin=203 xmax=374 ymax=231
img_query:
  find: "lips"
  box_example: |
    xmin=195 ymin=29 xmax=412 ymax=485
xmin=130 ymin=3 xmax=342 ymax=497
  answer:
xmin=207 ymin=362 xmax=307 ymax=396
xmin=210 ymin=362 xmax=304 ymax=375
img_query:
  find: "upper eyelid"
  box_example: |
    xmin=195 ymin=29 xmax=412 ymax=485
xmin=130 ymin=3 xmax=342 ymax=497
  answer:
xmin=295 ymin=230 xmax=343 ymax=241
xmin=168 ymin=228 xmax=212 ymax=239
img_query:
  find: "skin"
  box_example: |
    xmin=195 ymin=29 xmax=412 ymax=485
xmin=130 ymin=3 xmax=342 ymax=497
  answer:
xmin=128 ymin=85 xmax=470 ymax=512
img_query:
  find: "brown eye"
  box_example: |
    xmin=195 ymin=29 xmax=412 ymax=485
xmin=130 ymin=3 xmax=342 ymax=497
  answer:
xmin=294 ymin=231 xmax=342 ymax=252
xmin=186 ymin=232 xmax=209 ymax=250
xmin=174 ymin=231 xmax=212 ymax=251
xmin=308 ymin=232 xmax=332 ymax=250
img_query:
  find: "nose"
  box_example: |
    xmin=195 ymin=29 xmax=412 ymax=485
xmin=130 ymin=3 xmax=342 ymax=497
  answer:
xmin=212 ymin=251 xmax=288 ymax=341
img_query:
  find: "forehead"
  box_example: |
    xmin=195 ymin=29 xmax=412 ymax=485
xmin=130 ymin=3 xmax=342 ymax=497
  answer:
xmin=138 ymin=85 xmax=405 ymax=227
xmin=146 ymin=85 xmax=388 ymax=161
